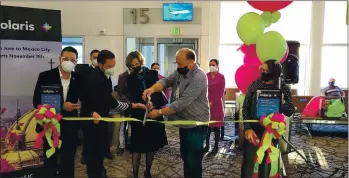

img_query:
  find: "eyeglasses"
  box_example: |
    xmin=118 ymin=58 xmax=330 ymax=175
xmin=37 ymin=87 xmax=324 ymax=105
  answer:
xmin=61 ymin=57 xmax=77 ymax=63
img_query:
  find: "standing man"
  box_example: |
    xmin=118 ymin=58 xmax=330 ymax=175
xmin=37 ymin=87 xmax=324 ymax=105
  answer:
xmin=81 ymin=49 xmax=100 ymax=164
xmin=33 ymin=46 xmax=80 ymax=178
xmin=81 ymin=50 xmax=146 ymax=178
xmin=89 ymin=49 xmax=100 ymax=68
xmin=145 ymin=48 xmax=209 ymax=178
xmin=114 ymin=58 xmax=133 ymax=155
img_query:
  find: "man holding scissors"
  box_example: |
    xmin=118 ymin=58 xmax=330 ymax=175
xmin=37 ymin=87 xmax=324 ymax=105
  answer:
xmin=144 ymin=48 xmax=209 ymax=178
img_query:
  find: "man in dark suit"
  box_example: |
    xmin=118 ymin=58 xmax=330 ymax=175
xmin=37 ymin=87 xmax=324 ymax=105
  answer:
xmin=80 ymin=49 xmax=101 ymax=164
xmin=33 ymin=46 xmax=80 ymax=178
xmin=81 ymin=50 xmax=146 ymax=178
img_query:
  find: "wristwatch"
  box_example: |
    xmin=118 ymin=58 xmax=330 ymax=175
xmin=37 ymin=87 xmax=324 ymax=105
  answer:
xmin=158 ymin=109 xmax=163 ymax=116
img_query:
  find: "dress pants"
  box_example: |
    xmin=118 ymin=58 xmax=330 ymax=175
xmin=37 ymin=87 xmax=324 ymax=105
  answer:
xmin=241 ymin=125 xmax=279 ymax=178
xmin=179 ymin=126 xmax=207 ymax=178
xmin=59 ymin=120 xmax=79 ymax=178
xmin=42 ymin=141 xmax=59 ymax=177
xmin=107 ymin=122 xmax=114 ymax=152
xmin=84 ymin=121 xmax=109 ymax=178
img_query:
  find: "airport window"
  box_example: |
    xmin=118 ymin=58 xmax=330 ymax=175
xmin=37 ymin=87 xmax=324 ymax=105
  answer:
xmin=62 ymin=37 xmax=84 ymax=64
xmin=219 ymin=1 xmax=312 ymax=92
xmin=320 ymin=1 xmax=348 ymax=88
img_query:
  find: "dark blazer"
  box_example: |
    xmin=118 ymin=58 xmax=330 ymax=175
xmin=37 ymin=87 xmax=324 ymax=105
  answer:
xmin=80 ymin=68 xmax=132 ymax=118
xmin=127 ymin=67 xmax=168 ymax=117
xmin=33 ymin=67 xmax=80 ymax=133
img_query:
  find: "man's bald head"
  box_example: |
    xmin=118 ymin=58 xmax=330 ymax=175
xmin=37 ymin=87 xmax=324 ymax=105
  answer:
xmin=176 ymin=48 xmax=196 ymax=69
xmin=329 ymin=78 xmax=336 ymax=83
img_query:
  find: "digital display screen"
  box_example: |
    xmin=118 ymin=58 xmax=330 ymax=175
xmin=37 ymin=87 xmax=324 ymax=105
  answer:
xmin=163 ymin=3 xmax=193 ymax=21
xmin=256 ymin=90 xmax=281 ymax=118
xmin=40 ymin=86 xmax=62 ymax=113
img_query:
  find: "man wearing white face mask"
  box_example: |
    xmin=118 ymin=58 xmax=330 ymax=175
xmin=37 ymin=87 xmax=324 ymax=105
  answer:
xmin=80 ymin=49 xmax=100 ymax=165
xmin=89 ymin=49 xmax=100 ymax=68
xmin=81 ymin=50 xmax=147 ymax=178
xmin=33 ymin=46 xmax=81 ymax=178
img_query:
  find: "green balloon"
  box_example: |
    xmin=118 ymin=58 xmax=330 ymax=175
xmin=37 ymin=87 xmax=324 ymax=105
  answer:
xmin=256 ymin=31 xmax=287 ymax=63
xmin=237 ymin=12 xmax=265 ymax=45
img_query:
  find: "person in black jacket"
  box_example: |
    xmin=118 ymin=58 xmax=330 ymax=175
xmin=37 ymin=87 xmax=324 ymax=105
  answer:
xmin=33 ymin=46 xmax=81 ymax=178
xmin=126 ymin=51 xmax=168 ymax=178
xmin=241 ymin=60 xmax=295 ymax=178
xmin=80 ymin=50 xmax=146 ymax=178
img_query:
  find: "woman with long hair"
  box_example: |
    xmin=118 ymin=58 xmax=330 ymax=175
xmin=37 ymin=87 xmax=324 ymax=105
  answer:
xmin=204 ymin=59 xmax=226 ymax=153
xmin=126 ymin=51 xmax=168 ymax=178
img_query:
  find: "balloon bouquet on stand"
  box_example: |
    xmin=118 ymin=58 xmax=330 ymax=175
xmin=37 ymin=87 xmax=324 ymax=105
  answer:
xmin=234 ymin=1 xmax=292 ymax=178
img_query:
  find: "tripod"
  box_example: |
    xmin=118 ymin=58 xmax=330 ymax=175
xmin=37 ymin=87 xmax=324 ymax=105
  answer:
xmin=280 ymin=135 xmax=309 ymax=163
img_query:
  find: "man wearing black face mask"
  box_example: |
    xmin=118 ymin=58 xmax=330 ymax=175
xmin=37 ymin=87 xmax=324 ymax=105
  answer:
xmin=241 ymin=59 xmax=295 ymax=178
xmin=144 ymin=48 xmax=209 ymax=178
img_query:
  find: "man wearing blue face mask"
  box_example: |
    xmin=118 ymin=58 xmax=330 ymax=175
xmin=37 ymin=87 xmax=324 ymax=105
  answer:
xmin=321 ymin=78 xmax=345 ymax=100
xmin=81 ymin=50 xmax=147 ymax=178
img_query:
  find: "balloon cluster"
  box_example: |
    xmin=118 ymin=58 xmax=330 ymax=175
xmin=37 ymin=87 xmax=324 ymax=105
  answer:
xmin=235 ymin=1 xmax=293 ymax=94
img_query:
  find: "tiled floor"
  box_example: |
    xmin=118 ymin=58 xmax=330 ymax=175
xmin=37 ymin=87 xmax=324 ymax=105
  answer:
xmin=74 ymin=119 xmax=348 ymax=178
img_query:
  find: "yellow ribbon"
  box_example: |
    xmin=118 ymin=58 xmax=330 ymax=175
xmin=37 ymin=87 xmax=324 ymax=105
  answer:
xmin=63 ymin=117 xmax=259 ymax=125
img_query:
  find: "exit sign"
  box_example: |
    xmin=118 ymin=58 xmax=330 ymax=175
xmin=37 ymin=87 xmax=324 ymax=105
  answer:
xmin=171 ymin=27 xmax=181 ymax=35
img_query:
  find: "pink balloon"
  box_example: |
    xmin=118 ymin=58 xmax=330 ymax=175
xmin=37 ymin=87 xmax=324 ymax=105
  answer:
xmin=280 ymin=46 xmax=289 ymax=64
xmin=238 ymin=44 xmax=262 ymax=68
xmin=235 ymin=64 xmax=261 ymax=94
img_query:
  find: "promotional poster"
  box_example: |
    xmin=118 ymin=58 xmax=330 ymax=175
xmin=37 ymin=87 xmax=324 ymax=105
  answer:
xmin=256 ymin=89 xmax=282 ymax=118
xmin=0 ymin=5 xmax=62 ymax=176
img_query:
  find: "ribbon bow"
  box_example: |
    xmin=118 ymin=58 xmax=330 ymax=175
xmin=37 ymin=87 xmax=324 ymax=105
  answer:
xmin=33 ymin=104 xmax=62 ymax=158
xmin=253 ymin=113 xmax=286 ymax=178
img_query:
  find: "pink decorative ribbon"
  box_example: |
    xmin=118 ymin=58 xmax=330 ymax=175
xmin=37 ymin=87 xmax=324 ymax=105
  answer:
xmin=252 ymin=113 xmax=286 ymax=178
xmin=33 ymin=104 xmax=62 ymax=158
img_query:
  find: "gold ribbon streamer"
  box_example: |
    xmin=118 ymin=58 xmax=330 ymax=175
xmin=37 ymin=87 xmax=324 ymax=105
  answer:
xmin=63 ymin=117 xmax=258 ymax=125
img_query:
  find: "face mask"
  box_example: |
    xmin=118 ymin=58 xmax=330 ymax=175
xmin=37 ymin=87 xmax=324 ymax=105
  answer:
xmin=209 ymin=66 xmax=217 ymax=72
xmin=260 ymin=73 xmax=275 ymax=82
xmin=177 ymin=62 xmax=190 ymax=76
xmin=61 ymin=61 xmax=75 ymax=73
xmin=132 ymin=66 xmax=142 ymax=73
xmin=92 ymin=59 xmax=98 ymax=67
xmin=104 ymin=68 xmax=115 ymax=77
xmin=329 ymin=82 xmax=335 ymax=86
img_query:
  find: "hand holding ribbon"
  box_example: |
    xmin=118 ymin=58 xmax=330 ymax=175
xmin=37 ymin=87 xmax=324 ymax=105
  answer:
xmin=33 ymin=104 xmax=62 ymax=158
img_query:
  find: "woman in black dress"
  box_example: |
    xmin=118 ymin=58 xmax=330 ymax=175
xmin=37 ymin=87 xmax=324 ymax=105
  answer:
xmin=126 ymin=51 xmax=168 ymax=178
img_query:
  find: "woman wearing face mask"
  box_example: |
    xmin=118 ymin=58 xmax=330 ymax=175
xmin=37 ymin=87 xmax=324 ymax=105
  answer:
xmin=204 ymin=59 xmax=226 ymax=153
xmin=241 ymin=59 xmax=295 ymax=178
xmin=126 ymin=51 xmax=168 ymax=178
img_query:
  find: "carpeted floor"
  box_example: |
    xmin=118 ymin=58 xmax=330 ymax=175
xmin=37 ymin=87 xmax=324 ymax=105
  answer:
xmin=74 ymin=116 xmax=348 ymax=178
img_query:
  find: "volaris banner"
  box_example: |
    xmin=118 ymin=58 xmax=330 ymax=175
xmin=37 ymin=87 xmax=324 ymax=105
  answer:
xmin=0 ymin=5 xmax=62 ymax=176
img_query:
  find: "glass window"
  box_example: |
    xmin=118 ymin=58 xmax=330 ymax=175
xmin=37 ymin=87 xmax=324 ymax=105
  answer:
xmin=62 ymin=37 xmax=84 ymax=64
xmin=320 ymin=46 xmax=347 ymax=88
xmin=220 ymin=1 xmax=312 ymax=44
xmin=218 ymin=45 xmax=243 ymax=87
xmin=323 ymin=1 xmax=347 ymax=44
